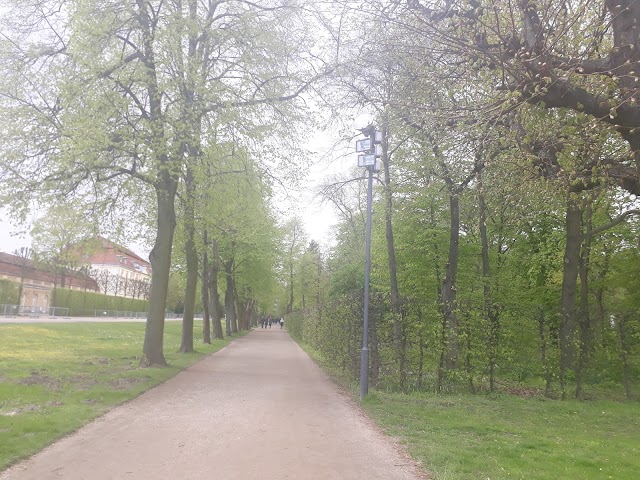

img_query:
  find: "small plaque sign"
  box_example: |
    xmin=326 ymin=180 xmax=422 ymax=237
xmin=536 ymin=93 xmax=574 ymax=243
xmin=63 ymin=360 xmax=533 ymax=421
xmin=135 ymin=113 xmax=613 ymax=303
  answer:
xmin=356 ymin=138 xmax=372 ymax=152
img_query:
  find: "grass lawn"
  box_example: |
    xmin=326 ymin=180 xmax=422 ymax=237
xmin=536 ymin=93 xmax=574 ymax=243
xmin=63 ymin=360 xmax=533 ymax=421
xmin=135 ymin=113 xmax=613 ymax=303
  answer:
xmin=295 ymin=343 xmax=640 ymax=480
xmin=0 ymin=320 xmax=241 ymax=471
xmin=362 ymin=391 xmax=640 ymax=480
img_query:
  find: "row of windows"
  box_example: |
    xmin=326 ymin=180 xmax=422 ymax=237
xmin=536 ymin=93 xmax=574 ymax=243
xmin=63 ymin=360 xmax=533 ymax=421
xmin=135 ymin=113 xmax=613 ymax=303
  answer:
xmin=115 ymin=255 xmax=150 ymax=274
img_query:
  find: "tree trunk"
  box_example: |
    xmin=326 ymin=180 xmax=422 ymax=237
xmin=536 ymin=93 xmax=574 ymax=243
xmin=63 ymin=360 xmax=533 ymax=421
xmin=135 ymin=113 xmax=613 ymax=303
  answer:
xmin=230 ymin=275 xmax=239 ymax=333
xmin=240 ymin=299 xmax=254 ymax=331
xmin=201 ymin=230 xmax=211 ymax=344
xmin=210 ymin=239 xmax=224 ymax=340
xmin=462 ymin=309 xmax=475 ymax=393
xmin=287 ymin=262 xmax=294 ymax=314
xmin=617 ymin=314 xmax=634 ymax=400
xmin=479 ymin=177 xmax=499 ymax=392
xmin=224 ymin=258 xmax=235 ymax=336
xmin=139 ymin=2 xmax=175 ymax=367
xmin=416 ymin=307 xmax=425 ymax=391
xmin=417 ymin=340 xmax=425 ymax=391
xmin=141 ymin=179 xmax=177 ymax=367
xmin=179 ymin=166 xmax=197 ymax=353
xmin=381 ymin=120 xmax=406 ymax=390
xmin=595 ymin=252 xmax=611 ymax=351
xmin=576 ymin=201 xmax=593 ymax=399
xmin=440 ymin=193 xmax=460 ymax=370
xmin=231 ymin=278 xmax=246 ymax=331
xmin=369 ymin=298 xmax=380 ymax=389
xmin=538 ymin=308 xmax=553 ymax=398
xmin=560 ymin=196 xmax=582 ymax=399
xmin=437 ymin=312 xmax=448 ymax=393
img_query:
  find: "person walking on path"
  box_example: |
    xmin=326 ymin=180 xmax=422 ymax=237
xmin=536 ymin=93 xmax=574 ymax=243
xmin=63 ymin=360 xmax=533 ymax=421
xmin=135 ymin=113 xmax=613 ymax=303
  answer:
xmin=280 ymin=317 xmax=284 ymax=329
xmin=0 ymin=328 xmax=426 ymax=480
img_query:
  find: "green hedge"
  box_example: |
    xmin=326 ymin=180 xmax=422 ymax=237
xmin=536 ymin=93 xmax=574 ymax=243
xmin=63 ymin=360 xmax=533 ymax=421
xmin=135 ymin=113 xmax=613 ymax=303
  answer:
xmin=53 ymin=288 xmax=149 ymax=316
xmin=0 ymin=279 xmax=19 ymax=305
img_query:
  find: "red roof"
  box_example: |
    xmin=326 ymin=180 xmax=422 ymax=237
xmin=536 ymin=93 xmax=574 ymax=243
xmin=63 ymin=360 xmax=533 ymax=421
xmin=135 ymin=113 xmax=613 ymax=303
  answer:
xmin=0 ymin=252 xmax=99 ymax=291
xmin=83 ymin=237 xmax=151 ymax=274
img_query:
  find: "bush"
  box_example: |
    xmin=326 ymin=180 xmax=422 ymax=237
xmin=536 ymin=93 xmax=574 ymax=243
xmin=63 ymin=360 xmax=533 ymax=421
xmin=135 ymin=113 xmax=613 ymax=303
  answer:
xmin=53 ymin=288 xmax=149 ymax=316
xmin=0 ymin=279 xmax=19 ymax=305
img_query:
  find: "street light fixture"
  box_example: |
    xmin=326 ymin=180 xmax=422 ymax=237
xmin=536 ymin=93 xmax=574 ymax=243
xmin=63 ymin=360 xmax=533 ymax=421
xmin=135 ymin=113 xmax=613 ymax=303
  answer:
xmin=355 ymin=124 xmax=382 ymax=401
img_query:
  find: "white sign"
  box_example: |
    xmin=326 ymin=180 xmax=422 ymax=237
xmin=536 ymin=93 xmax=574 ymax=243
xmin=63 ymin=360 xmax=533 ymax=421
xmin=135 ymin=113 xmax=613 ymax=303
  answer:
xmin=356 ymin=138 xmax=372 ymax=152
xmin=358 ymin=154 xmax=376 ymax=167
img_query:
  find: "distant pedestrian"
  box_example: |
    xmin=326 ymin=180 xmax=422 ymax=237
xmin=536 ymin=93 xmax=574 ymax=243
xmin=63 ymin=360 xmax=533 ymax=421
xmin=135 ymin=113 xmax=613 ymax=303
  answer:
xmin=280 ymin=318 xmax=284 ymax=329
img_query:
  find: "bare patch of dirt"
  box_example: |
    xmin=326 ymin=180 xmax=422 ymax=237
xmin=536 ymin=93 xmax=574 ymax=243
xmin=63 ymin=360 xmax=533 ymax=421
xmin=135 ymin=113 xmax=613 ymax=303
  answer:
xmin=108 ymin=376 xmax=150 ymax=389
xmin=1 ymin=405 xmax=41 ymax=416
xmin=19 ymin=374 xmax=60 ymax=390
xmin=82 ymin=358 xmax=110 ymax=367
xmin=505 ymin=387 xmax=542 ymax=398
xmin=68 ymin=375 xmax=100 ymax=390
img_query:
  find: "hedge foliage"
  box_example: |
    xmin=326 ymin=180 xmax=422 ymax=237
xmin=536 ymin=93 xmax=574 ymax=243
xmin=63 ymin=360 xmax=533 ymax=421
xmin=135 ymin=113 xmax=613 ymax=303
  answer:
xmin=0 ymin=279 xmax=19 ymax=305
xmin=53 ymin=288 xmax=149 ymax=316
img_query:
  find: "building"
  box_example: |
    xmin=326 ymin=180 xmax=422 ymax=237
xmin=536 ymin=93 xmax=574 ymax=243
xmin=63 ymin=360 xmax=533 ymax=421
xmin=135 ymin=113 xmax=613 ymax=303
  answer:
xmin=80 ymin=237 xmax=151 ymax=299
xmin=0 ymin=252 xmax=99 ymax=313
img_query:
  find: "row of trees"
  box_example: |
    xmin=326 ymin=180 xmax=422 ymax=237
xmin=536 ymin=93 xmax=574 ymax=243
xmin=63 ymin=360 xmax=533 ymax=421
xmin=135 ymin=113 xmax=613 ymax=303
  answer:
xmin=284 ymin=0 xmax=640 ymax=400
xmin=1 ymin=0 xmax=639 ymax=401
xmin=0 ymin=0 xmax=331 ymax=364
xmin=90 ymin=269 xmax=150 ymax=300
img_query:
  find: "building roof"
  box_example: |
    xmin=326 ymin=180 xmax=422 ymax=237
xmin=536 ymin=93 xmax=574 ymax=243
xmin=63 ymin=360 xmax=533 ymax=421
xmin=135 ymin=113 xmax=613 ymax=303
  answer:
xmin=81 ymin=237 xmax=151 ymax=276
xmin=0 ymin=252 xmax=99 ymax=291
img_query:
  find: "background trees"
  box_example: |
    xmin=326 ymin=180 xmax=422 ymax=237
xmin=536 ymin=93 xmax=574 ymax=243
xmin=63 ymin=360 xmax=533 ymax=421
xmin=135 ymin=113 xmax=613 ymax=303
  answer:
xmin=1 ymin=0 xmax=639 ymax=400
xmin=281 ymin=0 xmax=640 ymax=400
xmin=0 ymin=0 xmax=328 ymax=364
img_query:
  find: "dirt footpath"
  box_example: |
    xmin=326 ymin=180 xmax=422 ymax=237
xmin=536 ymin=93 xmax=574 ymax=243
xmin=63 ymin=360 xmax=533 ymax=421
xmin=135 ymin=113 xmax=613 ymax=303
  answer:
xmin=1 ymin=328 xmax=427 ymax=480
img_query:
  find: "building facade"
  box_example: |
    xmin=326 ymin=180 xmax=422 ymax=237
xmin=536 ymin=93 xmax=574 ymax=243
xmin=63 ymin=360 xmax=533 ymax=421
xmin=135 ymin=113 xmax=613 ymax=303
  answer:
xmin=81 ymin=237 xmax=151 ymax=299
xmin=0 ymin=252 xmax=99 ymax=313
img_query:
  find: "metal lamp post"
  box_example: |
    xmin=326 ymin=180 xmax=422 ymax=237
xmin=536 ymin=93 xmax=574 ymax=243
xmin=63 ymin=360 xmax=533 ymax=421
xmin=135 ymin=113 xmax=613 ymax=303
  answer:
xmin=356 ymin=125 xmax=382 ymax=401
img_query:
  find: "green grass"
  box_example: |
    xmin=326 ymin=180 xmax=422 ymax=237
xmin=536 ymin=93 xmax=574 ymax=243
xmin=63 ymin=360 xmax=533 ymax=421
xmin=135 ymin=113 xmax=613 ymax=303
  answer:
xmin=362 ymin=391 xmax=640 ymax=480
xmin=0 ymin=321 xmax=243 ymax=470
xmin=294 ymin=341 xmax=640 ymax=480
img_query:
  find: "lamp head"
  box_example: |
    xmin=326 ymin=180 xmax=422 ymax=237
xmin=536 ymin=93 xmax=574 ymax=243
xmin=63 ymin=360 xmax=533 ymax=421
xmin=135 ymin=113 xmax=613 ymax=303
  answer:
xmin=352 ymin=113 xmax=374 ymax=132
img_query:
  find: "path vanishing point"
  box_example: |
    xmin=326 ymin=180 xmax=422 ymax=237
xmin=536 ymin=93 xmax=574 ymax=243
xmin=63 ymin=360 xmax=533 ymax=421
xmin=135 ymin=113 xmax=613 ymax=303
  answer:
xmin=0 ymin=327 xmax=426 ymax=480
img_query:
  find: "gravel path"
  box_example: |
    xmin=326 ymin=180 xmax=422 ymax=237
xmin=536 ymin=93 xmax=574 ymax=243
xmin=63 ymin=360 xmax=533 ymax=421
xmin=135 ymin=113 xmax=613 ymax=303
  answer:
xmin=1 ymin=328 xmax=427 ymax=480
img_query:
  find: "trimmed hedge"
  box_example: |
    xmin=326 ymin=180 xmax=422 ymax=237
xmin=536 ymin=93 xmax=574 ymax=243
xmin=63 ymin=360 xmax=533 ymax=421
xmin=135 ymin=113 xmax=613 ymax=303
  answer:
xmin=0 ymin=279 xmax=19 ymax=305
xmin=53 ymin=288 xmax=149 ymax=316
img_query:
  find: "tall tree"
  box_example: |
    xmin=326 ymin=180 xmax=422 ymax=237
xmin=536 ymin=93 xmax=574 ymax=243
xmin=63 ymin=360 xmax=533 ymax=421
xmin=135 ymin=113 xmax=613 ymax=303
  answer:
xmin=0 ymin=0 xmax=328 ymax=365
xmin=282 ymin=218 xmax=306 ymax=314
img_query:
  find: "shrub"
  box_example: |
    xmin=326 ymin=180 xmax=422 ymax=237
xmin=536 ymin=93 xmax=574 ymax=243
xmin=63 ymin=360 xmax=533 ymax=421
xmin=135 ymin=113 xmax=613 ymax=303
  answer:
xmin=53 ymin=288 xmax=149 ymax=316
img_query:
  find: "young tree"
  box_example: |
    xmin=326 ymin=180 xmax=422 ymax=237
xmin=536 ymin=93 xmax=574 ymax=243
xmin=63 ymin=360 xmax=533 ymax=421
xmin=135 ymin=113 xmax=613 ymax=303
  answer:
xmin=12 ymin=247 xmax=34 ymax=306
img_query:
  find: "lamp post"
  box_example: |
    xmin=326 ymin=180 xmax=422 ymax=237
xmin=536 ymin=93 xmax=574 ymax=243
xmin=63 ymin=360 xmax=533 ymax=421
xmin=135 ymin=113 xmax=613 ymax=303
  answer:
xmin=356 ymin=124 xmax=382 ymax=401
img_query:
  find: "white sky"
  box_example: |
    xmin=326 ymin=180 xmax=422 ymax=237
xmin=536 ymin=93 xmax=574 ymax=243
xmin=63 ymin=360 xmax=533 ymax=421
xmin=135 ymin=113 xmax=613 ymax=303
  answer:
xmin=281 ymin=127 xmax=354 ymax=248
xmin=0 ymin=207 xmax=37 ymax=255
